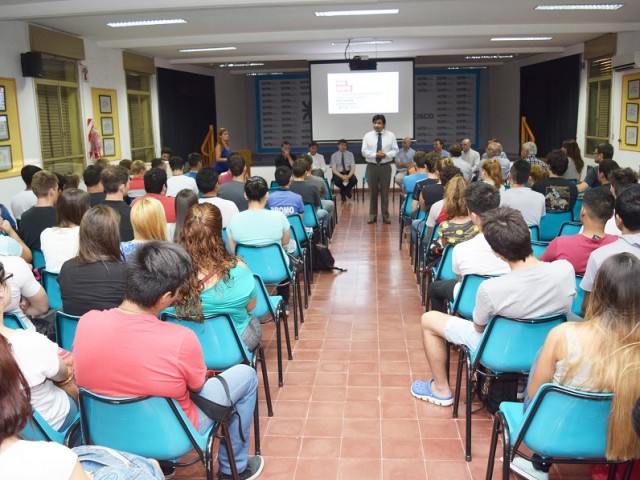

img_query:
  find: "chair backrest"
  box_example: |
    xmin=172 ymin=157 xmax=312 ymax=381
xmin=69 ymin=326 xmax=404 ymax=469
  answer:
xmin=450 ymin=274 xmax=490 ymax=320
xmin=303 ymin=203 xmax=319 ymax=229
xmin=55 ymin=311 xmax=81 ymax=351
xmin=21 ymin=410 xmax=73 ymax=445
xmin=235 ymin=243 xmax=291 ymax=286
xmin=3 ymin=312 xmax=27 ymax=329
xmin=529 ymin=224 xmax=540 ymax=242
xmin=222 ymin=227 xmax=231 ymax=253
xmin=572 ymin=275 xmax=585 ymax=317
xmin=42 ymin=270 xmax=62 ymax=310
xmin=32 ymin=248 xmax=45 ymax=270
xmin=402 ymin=195 xmax=413 ymax=217
xmin=79 ymin=388 xmax=203 ymax=460
xmin=287 ymin=214 xmax=309 ymax=247
xmin=514 ymin=383 xmax=612 ymax=459
xmin=475 ymin=314 xmax=567 ymax=372
xmin=434 ymin=244 xmax=456 ymax=281
xmin=531 ymin=240 xmax=549 ymax=258
xmin=323 ymin=179 xmax=334 ymax=201
xmin=572 ymin=196 xmax=584 ymax=223
xmin=250 ymin=273 xmax=280 ymax=320
xmin=287 ymin=225 xmax=304 ymax=258
xmin=161 ymin=313 xmax=250 ymax=369
xmin=539 ymin=211 xmax=573 ymax=242
xmin=269 ymin=180 xmax=279 ymax=189
xmin=558 ymin=221 xmax=582 ymax=237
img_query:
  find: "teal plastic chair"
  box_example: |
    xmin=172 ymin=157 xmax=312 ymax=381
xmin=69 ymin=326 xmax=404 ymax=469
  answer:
xmin=323 ymin=178 xmax=338 ymax=225
xmin=55 ymin=311 xmax=81 ymax=351
xmin=236 ymin=243 xmax=304 ymax=340
xmin=32 ymin=248 xmax=45 ymax=271
xmin=558 ymin=221 xmax=583 ymax=237
xmin=21 ymin=410 xmax=80 ymax=446
xmin=4 ymin=312 xmax=27 ymax=329
xmin=250 ymin=273 xmax=292 ymax=387
xmin=453 ymin=313 xmax=567 ymax=461
xmin=287 ymin=218 xmax=310 ymax=306
xmin=222 ymin=228 xmax=231 ymax=254
xmin=414 ymin=221 xmax=440 ymax=284
xmin=448 ymin=274 xmax=491 ymax=320
xmin=539 ymin=211 xmax=573 ymax=242
xmin=529 ymin=225 xmax=540 ymax=242
xmin=288 ymin=213 xmax=313 ymax=288
xmin=79 ymin=388 xmax=239 ymax=480
xmin=303 ymin=203 xmax=324 ymax=245
xmin=486 ymin=384 xmax=631 ymax=480
xmin=572 ymin=195 xmax=584 ymax=223
xmin=572 ymin=275 xmax=585 ymax=318
xmin=42 ymin=270 xmax=62 ymax=310
xmin=531 ymin=240 xmax=549 ymax=258
xmin=421 ymin=243 xmax=455 ymax=307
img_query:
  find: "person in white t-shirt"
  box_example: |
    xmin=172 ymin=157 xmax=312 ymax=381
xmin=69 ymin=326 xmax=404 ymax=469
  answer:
xmin=196 ymin=167 xmax=239 ymax=229
xmin=165 ymin=156 xmax=198 ymax=197
xmin=1 ymin=256 xmax=48 ymax=331
xmin=308 ymin=141 xmax=327 ymax=177
xmin=10 ymin=165 xmax=41 ymax=221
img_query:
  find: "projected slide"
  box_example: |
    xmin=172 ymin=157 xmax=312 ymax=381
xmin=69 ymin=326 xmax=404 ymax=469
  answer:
xmin=328 ymin=72 xmax=399 ymax=114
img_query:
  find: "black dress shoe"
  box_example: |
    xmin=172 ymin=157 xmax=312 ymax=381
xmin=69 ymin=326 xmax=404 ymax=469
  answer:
xmin=368 ymin=216 xmax=377 ymax=224
xmin=346 ymin=191 xmax=352 ymax=199
xmin=383 ymin=217 xmax=391 ymax=224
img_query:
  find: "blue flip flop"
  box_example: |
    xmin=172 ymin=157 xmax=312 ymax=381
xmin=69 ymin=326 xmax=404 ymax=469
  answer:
xmin=410 ymin=379 xmax=454 ymax=406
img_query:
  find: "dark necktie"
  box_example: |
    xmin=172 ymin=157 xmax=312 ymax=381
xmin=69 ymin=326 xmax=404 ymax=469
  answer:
xmin=376 ymin=133 xmax=382 ymax=164
xmin=341 ymin=153 xmax=346 ymax=172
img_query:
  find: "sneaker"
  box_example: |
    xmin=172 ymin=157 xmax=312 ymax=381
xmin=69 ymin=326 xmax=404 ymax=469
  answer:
xmin=161 ymin=465 xmax=176 ymax=479
xmin=510 ymin=457 xmax=549 ymax=480
xmin=219 ymin=455 xmax=264 ymax=480
xmin=517 ymin=380 xmax=526 ymax=401
xmin=410 ymin=379 xmax=454 ymax=406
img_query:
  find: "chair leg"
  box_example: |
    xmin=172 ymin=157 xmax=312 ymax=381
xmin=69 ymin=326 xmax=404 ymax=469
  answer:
xmin=274 ymin=308 xmax=284 ymax=388
xmin=252 ymin=398 xmax=261 ymax=456
xmin=257 ymin=346 xmax=273 ymax=417
xmin=217 ymin=422 xmax=240 ymax=480
xmin=464 ymin=356 xmax=473 ymax=461
xmin=485 ymin=413 xmax=501 ymax=480
xmin=280 ymin=303 xmax=293 ymax=361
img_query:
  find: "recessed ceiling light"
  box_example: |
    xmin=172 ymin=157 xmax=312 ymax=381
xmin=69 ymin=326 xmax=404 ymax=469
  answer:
xmin=315 ymin=9 xmax=399 ymax=17
xmin=331 ymin=40 xmax=393 ymax=46
xmin=178 ymin=47 xmax=237 ymax=53
xmin=535 ymin=3 xmax=623 ymax=10
xmin=219 ymin=62 xmax=264 ymax=68
xmin=491 ymin=36 xmax=553 ymax=41
xmin=107 ymin=19 xmax=187 ymax=28
xmin=465 ymin=54 xmax=515 ymax=60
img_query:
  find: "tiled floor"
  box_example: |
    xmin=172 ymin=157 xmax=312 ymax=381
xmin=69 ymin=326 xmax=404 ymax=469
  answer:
xmin=175 ymin=193 xmax=596 ymax=479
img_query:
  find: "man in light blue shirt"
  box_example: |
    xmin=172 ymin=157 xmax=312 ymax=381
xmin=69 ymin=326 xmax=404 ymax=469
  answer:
xmin=394 ymin=137 xmax=415 ymax=188
xmin=433 ymin=138 xmax=451 ymax=159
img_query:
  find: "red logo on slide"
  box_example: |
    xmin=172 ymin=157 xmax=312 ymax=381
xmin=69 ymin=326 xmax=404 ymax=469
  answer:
xmin=335 ymin=80 xmax=352 ymax=92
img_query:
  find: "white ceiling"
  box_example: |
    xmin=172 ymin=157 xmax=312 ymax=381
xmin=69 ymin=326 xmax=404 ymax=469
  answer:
xmin=1 ymin=0 xmax=639 ymax=72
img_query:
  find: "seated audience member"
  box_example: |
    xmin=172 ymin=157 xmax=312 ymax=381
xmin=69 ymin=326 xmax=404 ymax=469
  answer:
xmin=500 ymin=160 xmax=546 ymax=226
xmin=435 ymin=176 xmax=478 ymax=247
xmin=421 ymin=165 xmax=463 ymax=246
xmin=171 ymin=189 xmax=199 ymax=242
xmin=449 ymin=143 xmax=473 ymax=182
xmin=289 ymin=158 xmax=330 ymax=231
xmin=529 ymin=164 xmax=548 ymax=187
xmin=185 ymin=152 xmax=203 ymax=179
xmin=120 ymin=197 xmax=167 ymax=261
xmin=127 ymin=160 xmax=147 ymax=198
xmin=521 ymin=141 xmax=547 ymax=171
xmin=1 ymin=255 xmax=48 ymax=331
xmin=118 ymin=159 xmax=132 ymax=173
xmin=59 ymin=206 xmax=126 ymax=317
xmin=581 ymin=184 xmax=640 ymax=313
xmin=73 ymin=241 xmax=263 ymax=480
xmin=330 ymin=139 xmax=358 ymax=202
xmin=460 ymin=138 xmax=481 ymax=178
xmin=483 ymin=142 xmax=510 ymax=179
xmin=132 ymin=168 xmax=176 ymax=223
xmin=166 ymin=203 xmax=261 ymax=351
xmin=301 ymin=154 xmax=335 ymax=222
xmin=561 ymin=139 xmax=585 ymax=182
xmin=100 ymin=165 xmax=134 ymax=242
xmin=577 ymin=142 xmax=614 ymax=192
xmin=150 ymin=157 xmax=166 ymax=171
xmin=0 ymin=220 xmax=32 ymax=263
xmin=433 ymin=138 xmax=451 ymax=159
xmin=160 ymin=147 xmax=172 ymax=162
xmin=218 ymin=153 xmax=249 ymax=212
xmin=227 ymin=176 xmax=293 ymax=305
xmin=411 ymin=206 xmax=574 ymax=406
xmin=267 ymin=166 xmax=304 ymax=217
xmin=0 ymin=335 xmax=165 ymax=480
xmin=595 ymin=158 xmax=620 ymax=192
xmin=308 ymin=141 xmax=327 ymax=177
xmin=0 ymin=264 xmax=75 ymax=432
xmin=274 ymin=140 xmax=294 ymax=169
xmin=480 ymin=159 xmax=505 ymax=194
xmin=40 ymin=189 xmax=90 ymax=273
xmin=402 ymin=150 xmax=429 ymax=195
xmin=19 ymin=170 xmax=59 ymax=252
xmin=11 ymin=165 xmax=41 ymax=222
xmin=166 ymin=155 xmax=198 ymax=197
xmin=531 ymin=149 xmax=578 ymax=212
xmin=540 ymin=188 xmax=617 ymax=275
xmin=83 ymin=165 xmax=105 ymax=206
xmin=428 ymin=182 xmax=509 ymax=313
xmin=395 ymin=136 xmax=416 ymax=188
xmin=0 ymin=204 xmax=16 ymax=229
xmin=196 ymin=167 xmax=239 ymax=228
xmin=512 ymin=253 xmax=640 ymax=479
xmin=604 ymin=167 xmax=638 ymax=235
xmin=411 ymin=152 xmax=439 ymax=214
xmin=63 ymin=173 xmax=81 ymax=190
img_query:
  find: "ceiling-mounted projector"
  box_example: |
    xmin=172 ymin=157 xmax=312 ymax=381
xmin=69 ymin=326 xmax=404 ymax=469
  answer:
xmin=349 ymin=56 xmax=377 ymax=71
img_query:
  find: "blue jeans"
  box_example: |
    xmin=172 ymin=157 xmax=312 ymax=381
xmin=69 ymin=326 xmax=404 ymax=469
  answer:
xmin=316 ymin=208 xmax=330 ymax=229
xmin=58 ymin=393 xmax=78 ymax=431
xmin=412 ymin=218 xmax=426 ymax=244
xmin=74 ymin=445 xmax=164 ymax=479
xmin=196 ymin=364 xmax=258 ymax=475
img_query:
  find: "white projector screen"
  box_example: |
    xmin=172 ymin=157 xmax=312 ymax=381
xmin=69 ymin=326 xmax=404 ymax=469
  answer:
xmin=310 ymin=60 xmax=414 ymax=142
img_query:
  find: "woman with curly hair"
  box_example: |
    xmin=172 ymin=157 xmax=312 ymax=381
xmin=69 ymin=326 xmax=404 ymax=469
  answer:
xmin=481 ymin=159 xmax=505 ymax=193
xmin=166 ymin=202 xmax=260 ymax=351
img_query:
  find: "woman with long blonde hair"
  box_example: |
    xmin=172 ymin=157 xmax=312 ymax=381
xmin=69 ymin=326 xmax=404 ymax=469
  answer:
xmin=120 ymin=197 xmax=167 ymax=260
xmin=481 ymin=159 xmax=505 ymax=193
xmin=166 ymin=202 xmax=260 ymax=351
xmin=214 ymin=127 xmax=232 ymax=174
xmin=436 ymin=176 xmax=478 ymax=246
xmin=514 ymin=253 xmax=640 ymax=477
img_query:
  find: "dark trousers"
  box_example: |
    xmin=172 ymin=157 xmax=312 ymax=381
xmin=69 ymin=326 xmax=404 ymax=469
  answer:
xmin=429 ymin=279 xmax=457 ymax=313
xmin=332 ymin=174 xmax=358 ymax=197
xmin=367 ymin=162 xmax=392 ymax=218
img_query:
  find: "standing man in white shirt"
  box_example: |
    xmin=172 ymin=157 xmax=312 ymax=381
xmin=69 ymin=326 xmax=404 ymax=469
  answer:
xmin=460 ymin=139 xmax=480 ymax=178
xmin=362 ymin=114 xmax=399 ymax=224
xmin=394 ymin=137 xmax=415 ymax=188
xmin=308 ymin=141 xmax=327 ymax=178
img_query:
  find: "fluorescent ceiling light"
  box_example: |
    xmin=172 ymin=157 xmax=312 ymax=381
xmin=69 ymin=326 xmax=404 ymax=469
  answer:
xmin=178 ymin=47 xmax=237 ymax=53
xmin=465 ymin=54 xmax=514 ymax=60
xmin=246 ymin=72 xmax=283 ymax=76
xmin=448 ymin=66 xmax=487 ymax=70
xmin=315 ymin=9 xmax=399 ymax=17
xmin=491 ymin=36 xmax=552 ymax=41
xmin=219 ymin=62 xmax=264 ymax=68
xmin=535 ymin=3 xmax=623 ymax=10
xmin=107 ymin=19 xmax=186 ymax=27
xmin=331 ymin=40 xmax=392 ymax=46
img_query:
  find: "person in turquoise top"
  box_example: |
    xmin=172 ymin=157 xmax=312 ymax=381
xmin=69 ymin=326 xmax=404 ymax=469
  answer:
xmin=164 ymin=202 xmax=261 ymax=351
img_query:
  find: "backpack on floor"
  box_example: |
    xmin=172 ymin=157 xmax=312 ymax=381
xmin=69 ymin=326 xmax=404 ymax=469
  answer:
xmin=476 ymin=367 xmax=519 ymax=414
xmin=312 ymin=243 xmax=346 ymax=272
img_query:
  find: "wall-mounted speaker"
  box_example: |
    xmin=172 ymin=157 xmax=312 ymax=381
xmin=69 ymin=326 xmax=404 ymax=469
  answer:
xmin=21 ymin=52 xmax=43 ymax=78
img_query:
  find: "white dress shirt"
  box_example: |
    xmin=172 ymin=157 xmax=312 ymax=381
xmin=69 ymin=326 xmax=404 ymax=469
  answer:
xmin=361 ymin=129 xmax=399 ymax=165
